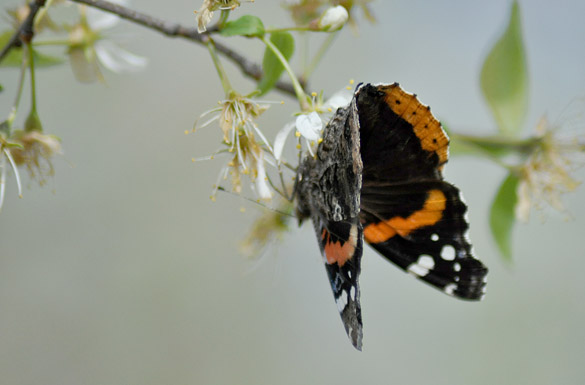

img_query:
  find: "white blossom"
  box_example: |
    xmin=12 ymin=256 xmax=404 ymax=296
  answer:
xmin=193 ymin=94 xmax=274 ymax=200
xmin=318 ymin=5 xmax=349 ymax=32
xmin=295 ymin=112 xmax=322 ymax=141
xmin=69 ymin=0 xmax=147 ymax=81
xmin=274 ymin=88 xmax=353 ymax=161
xmin=86 ymin=1 xmax=148 ymax=73
xmin=516 ymin=116 xmax=584 ymax=221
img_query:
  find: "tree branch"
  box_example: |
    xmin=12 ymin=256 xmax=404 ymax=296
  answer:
xmin=66 ymin=0 xmax=301 ymax=96
xmin=0 ymin=0 xmax=46 ymax=63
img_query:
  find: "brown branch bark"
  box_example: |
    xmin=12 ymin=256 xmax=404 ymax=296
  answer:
xmin=0 ymin=0 xmax=47 ymax=63
xmin=66 ymin=0 xmax=301 ymax=96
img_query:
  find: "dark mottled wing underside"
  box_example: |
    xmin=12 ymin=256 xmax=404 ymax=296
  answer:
xmin=296 ymin=100 xmax=365 ymax=350
xmin=295 ymin=83 xmax=488 ymax=351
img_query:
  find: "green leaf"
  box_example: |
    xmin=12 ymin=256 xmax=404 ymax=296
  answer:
xmin=0 ymin=31 xmax=22 ymax=66
xmin=220 ymin=15 xmax=265 ymax=37
xmin=35 ymin=50 xmax=64 ymax=67
xmin=257 ymin=31 xmax=295 ymax=95
xmin=0 ymin=31 xmax=64 ymax=68
xmin=489 ymin=172 xmax=520 ymax=261
xmin=480 ymin=1 xmax=528 ymax=136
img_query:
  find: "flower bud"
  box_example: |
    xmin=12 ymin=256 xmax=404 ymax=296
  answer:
xmin=24 ymin=110 xmax=43 ymax=133
xmin=317 ymin=5 xmax=349 ymax=32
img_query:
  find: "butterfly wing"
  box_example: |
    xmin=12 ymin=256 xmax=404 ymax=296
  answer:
xmin=356 ymin=83 xmax=488 ymax=300
xmin=296 ymin=100 xmax=365 ymax=350
xmin=316 ymin=218 xmax=363 ymax=349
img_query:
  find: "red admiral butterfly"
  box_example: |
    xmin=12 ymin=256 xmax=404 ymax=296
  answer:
xmin=296 ymin=83 xmax=488 ymax=350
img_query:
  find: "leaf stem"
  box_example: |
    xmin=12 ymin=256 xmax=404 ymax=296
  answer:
xmin=218 ymin=9 xmax=230 ymax=29
xmin=23 ymin=41 xmax=43 ymax=132
xmin=265 ymin=26 xmax=312 ymax=33
xmin=260 ymin=35 xmax=308 ymax=109
xmin=302 ymin=32 xmax=337 ymax=82
xmin=4 ymin=53 xmax=29 ymax=131
xmin=451 ymin=132 xmax=538 ymax=153
xmin=206 ymin=38 xmax=233 ymax=97
xmin=27 ymin=42 xmax=38 ymax=114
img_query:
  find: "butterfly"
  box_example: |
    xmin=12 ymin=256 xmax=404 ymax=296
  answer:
xmin=295 ymin=83 xmax=488 ymax=350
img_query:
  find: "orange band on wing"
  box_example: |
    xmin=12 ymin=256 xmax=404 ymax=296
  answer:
xmin=380 ymin=84 xmax=449 ymax=166
xmin=363 ymin=189 xmax=446 ymax=243
xmin=322 ymin=226 xmax=357 ymax=266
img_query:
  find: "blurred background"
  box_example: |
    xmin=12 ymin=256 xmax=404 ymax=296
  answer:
xmin=1 ymin=1 xmax=584 ymax=384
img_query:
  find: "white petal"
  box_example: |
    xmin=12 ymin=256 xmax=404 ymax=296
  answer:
xmin=274 ymin=121 xmax=296 ymax=161
xmin=87 ymin=0 xmax=129 ymax=30
xmin=255 ymin=154 xmax=272 ymax=200
xmin=196 ymin=9 xmax=214 ymax=33
xmin=88 ymin=11 xmax=120 ymax=30
xmin=324 ymin=89 xmax=353 ymax=110
xmin=296 ymin=112 xmax=322 ymax=141
xmin=515 ymin=180 xmax=531 ymax=222
xmin=95 ymin=41 xmax=148 ymax=73
xmin=318 ymin=5 xmax=349 ymax=32
xmin=3 ymin=149 xmax=22 ymax=199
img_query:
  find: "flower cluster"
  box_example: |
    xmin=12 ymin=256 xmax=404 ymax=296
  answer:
xmin=191 ymin=81 xmax=354 ymax=205
xmin=194 ymin=93 xmax=275 ymax=200
xmin=516 ymin=116 xmax=584 ymax=221
xmin=0 ymin=128 xmax=61 ymax=212
xmin=9 ymin=130 xmax=62 ymax=186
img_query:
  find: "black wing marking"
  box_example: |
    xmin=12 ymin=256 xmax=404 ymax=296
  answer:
xmin=361 ymin=180 xmax=487 ymax=300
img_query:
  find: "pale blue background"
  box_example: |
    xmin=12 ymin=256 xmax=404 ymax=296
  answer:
xmin=1 ymin=1 xmax=584 ymax=384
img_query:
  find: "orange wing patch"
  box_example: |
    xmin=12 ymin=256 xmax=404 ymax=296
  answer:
xmin=363 ymin=189 xmax=446 ymax=243
xmin=321 ymin=225 xmax=358 ymax=266
xmin=380 ymin=83 xmax=449 ymax=167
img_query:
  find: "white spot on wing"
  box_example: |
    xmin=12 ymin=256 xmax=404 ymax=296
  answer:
xmin=431 ymin=233 xmax=439 ymax=241
xmin=418 ymin=255 xmax=435 ymax=270
xmin=407 ymin=263 xmax=429 ymax=277
xmin=444 ymin=283 xmax=457 ymax=296
xmin=453 ymin=262 xmax=461 ymax=272
xmin=350 ymin=286 xmax=356 ymax=300
xmin=441 ymin=245 xmax=456 ymax=261
xmin=407 ymin=255 xmax=435 ymax=277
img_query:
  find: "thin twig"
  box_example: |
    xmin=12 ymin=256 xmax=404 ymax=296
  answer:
xmin=66 ymin=0 xmax=302 ymax=96
xmin=0 ymin=0 xmax=47 ymax=63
